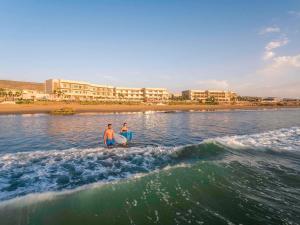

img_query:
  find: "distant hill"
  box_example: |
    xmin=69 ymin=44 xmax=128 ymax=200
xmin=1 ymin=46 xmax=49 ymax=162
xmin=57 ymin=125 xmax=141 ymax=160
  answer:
xmin=0 ymin=80 xmax=44 ymax=92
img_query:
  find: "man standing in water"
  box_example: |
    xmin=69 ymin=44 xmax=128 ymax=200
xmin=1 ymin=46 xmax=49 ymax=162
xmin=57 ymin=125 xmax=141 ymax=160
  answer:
xmin=103 ymin=124 xmax=115 ymax=148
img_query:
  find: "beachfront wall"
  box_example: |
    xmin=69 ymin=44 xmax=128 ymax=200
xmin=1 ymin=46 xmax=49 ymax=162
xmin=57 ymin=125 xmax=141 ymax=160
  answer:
xmin=182 ymin=90 xmax=237 ymax=103
xmin=45 ymin=79 xmax=170 ymax=102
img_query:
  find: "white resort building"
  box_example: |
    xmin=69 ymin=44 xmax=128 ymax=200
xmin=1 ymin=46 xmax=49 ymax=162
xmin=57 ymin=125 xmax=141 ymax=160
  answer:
xmin=114 ymin=87 xmax=144 ymax=101
xmin=45 ymin=79 xmax=169 ymax=102
xmin=182 ymin=90 xmax=237 ymax=103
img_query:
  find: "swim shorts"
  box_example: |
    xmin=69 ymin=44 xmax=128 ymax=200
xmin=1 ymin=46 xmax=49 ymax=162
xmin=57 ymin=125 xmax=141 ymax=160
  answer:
xmin=106 ymin=138 xmax=115 ymax=146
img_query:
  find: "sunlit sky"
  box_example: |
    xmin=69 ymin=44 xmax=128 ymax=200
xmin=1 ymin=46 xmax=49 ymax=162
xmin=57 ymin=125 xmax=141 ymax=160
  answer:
xmin=0 ymin=0 xmax=300 ymax=97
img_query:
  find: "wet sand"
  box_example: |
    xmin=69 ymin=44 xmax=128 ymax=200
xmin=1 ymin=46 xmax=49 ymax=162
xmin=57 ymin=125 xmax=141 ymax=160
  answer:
xmin=0 ymin=103 xmax=299 ymax=114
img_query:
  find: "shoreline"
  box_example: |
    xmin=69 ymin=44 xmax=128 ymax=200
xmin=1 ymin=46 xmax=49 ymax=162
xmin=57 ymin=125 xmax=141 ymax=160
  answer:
xmin=0 ymin=103 xmax=300 ymax=115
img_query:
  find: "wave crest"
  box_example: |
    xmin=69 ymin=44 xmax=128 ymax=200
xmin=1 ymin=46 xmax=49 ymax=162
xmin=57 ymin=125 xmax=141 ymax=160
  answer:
xmin=213 ymin=127 xmax=300 ymax=152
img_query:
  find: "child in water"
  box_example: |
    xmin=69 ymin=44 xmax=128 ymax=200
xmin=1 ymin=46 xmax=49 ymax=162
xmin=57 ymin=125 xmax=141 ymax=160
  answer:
xmin=103 ymin=123 xmax=115 ymax=148
xmin=120 ymin=122 xmax=128 ymax=133
xmin=120 ymin=122 xmax=132 ymax=141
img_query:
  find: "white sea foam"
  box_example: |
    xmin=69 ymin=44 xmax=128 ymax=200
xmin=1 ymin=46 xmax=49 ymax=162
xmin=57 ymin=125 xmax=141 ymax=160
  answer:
xmin=0 ymin=145 xmax=177 ymax=201
xmin=212 ymin=127 xmax=300 ymax=152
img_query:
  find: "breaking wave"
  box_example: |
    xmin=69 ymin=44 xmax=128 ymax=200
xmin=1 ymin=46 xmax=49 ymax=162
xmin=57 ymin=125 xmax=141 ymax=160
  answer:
xmin=0 ymin=127 xmax=299 ymax=202
xmin=213 ymin=126 xmax=300 ymax=152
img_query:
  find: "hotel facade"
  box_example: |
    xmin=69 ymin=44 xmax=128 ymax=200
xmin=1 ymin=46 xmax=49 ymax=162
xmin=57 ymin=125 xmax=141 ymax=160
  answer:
xmin=45 ymin=79 xmax=169 ymax=102
xmin=182 ymin=90 xmax=237 ymax=103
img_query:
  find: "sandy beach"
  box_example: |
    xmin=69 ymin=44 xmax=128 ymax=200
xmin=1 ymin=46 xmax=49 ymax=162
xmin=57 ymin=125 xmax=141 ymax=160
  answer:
xmin=0 ymin=103 xmax=299 ymax=114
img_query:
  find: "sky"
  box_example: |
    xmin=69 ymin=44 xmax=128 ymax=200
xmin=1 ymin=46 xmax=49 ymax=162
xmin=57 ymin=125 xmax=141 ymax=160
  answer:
xmin=0 ymin=0 xmax=299 ymax=97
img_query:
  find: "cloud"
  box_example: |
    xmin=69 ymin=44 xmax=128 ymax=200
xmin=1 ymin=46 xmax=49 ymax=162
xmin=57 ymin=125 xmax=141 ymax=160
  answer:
xmin=258 ymin=53 xmax=300 ymax=77
xmin=272 ymin=54 xmax=300 ymax=68
xmin=265 ymin=38 xmax=289 ymax=51
xmin=196 ymin=79 xmax=229 ymax=90
xmin=263 ymin=38 xmax=289 ymax=60
xmin=263 ymin=50 xmax=275 ymax=60
xmin=241 ymin=22 xmax=300 ymax=97
xmin=288 ymin=10 xmax=300 ymax=17
xmin=259 ymin=26 xmax=281 ymax=35
xmin=236 ymin=52 xmax=300 ymax=97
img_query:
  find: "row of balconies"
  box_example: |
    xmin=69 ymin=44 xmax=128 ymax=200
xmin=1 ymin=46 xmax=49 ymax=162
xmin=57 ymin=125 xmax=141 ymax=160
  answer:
xmin=59 ymin=90 xmax=168 ymax=99
xmin=59 ymin=88 xmax=167 ymax=96
xmin=60 ymin=83 xmax=167 ymax=93
xmin=60 ymin=87 xmax=167 ymax=95
xmin=61 ymin=84 xmax=114 ymax=91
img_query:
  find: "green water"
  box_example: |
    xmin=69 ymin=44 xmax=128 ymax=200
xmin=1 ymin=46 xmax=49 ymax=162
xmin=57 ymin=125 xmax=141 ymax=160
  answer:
xmin=2 ymin=157 xmax=299 ymax=225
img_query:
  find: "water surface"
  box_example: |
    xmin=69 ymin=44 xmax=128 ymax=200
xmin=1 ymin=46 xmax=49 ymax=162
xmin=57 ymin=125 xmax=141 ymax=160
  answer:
xmin=0 ymin=109 xmax=299 ymax=225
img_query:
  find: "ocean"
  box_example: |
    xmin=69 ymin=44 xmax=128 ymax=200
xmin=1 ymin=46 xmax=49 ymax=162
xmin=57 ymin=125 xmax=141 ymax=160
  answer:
xmin=0 ymin=109 xmax=299 ymax=225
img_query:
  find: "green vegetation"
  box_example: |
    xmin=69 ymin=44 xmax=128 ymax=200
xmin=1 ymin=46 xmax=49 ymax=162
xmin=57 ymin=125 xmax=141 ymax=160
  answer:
xmin=168 ymin=101 xmax=197 ymax=105
xmin=237 ymin=96 xmax=262 ymax=102
xmin=53 ymin=90 xmax=65 ymax=98
xmin=205 ymin=97 xmax=218 ymax=105
xmin=0 ymin=88 xmax=5 ymax=97
xmin=15 ymin=99 xmax=34 ymax=104
xmin=50 ymin=107 xmax=76 ymax=115
xmin=0 ymin=88 xmax=23 ymax=101
xmin=169 ymin=95 xmax=188 ymax=101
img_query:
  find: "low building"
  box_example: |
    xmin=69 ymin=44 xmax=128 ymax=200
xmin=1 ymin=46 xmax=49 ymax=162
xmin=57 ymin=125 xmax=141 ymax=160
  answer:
xmin=262 ymin=97 xmax=281 ymax=103
xmin=238 ymin=96 xmax=262 ymax=102
xmin=282 ymin=98 xmax=300 ymax=102
xmin=45 ymin=79 xmax=169 ymax=102
xmin=182 ymin=90 xmax=237 ymax=103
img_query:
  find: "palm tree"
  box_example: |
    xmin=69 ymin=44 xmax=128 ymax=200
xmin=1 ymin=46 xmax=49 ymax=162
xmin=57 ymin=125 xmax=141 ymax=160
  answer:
xmin=0 ymin=88 xmax=5 ymax=97
xmin=6 ymin=90 xmax=13 ymax=100
xmin=0 ymin=88 xmax=6 ymax=101
xmin=206 ymin=96 xmax=216 ymax=104
xmin=54 ymin=90 xmax=64 ymax=99
xmin=15 ymin=90 xmax=23 ymax=99
xmin=230 ymin=96 xmax=237 ymax=104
